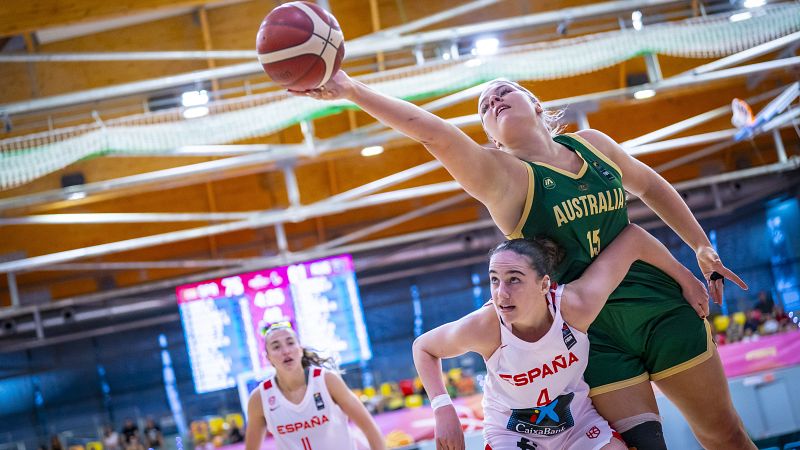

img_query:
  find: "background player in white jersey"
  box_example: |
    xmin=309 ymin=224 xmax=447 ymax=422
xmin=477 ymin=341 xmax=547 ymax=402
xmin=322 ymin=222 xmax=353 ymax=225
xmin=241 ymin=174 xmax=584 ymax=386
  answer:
xmin=412 ymin=224 xmax=707 ymax=450
xmin=244 ymin=323 xmax=386 ymax=450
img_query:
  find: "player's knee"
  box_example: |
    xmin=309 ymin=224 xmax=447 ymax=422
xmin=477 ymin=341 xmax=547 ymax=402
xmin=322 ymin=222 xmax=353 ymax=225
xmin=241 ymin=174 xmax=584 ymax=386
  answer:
xmin=612 ymin=414 xmax=667 ymax=450
xmin=696 ymin=415 xmax=751 ymax=448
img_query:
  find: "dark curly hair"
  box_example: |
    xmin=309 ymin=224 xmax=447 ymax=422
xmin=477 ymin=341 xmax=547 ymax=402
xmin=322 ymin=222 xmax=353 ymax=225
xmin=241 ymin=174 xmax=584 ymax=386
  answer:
xmin=489 ymin=236 xmax=566 ymax=277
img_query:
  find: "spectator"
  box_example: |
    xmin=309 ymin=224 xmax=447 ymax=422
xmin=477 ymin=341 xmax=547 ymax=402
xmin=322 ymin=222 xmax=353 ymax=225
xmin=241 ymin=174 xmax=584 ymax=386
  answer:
xmin=121 ymin=418 xmax=139 ymax=445
xmin=193 ymin=437 xmax=214 ymax=450
xmin=761 ymin=313 xmax=780 ymax=335
xmin=49 ymin=436 xmax=64 ymax=450
xmin=226 ymin=419 xmax=244 ymax=444
xmin=143 ymin=418 xmax=163 ymax=450
xmin=754 ymin=291 xmax=774 ymax=315
xmin=124 ymin=435 xmax=145 ymax=450
xmin=773 ymin=305 xmax=791 ymax=329
xmin=744 ymin=309 xmax=763 ymax=334
xmin=103 ymin=425 xmax=122 ymax=450
xmin=726 ymin=315 xmax=744 ymax=344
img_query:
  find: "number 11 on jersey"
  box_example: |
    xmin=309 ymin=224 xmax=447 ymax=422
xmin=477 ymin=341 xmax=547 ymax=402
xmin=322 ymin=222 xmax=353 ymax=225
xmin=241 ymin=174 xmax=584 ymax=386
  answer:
xmin=586 ymin=229 xmax=600 ymax=257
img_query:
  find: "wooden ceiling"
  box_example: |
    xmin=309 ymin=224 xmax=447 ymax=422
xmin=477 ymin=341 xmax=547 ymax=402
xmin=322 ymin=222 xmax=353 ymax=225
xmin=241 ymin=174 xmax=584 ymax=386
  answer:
xmin=0 ymin=0 xmax=798 ymax=316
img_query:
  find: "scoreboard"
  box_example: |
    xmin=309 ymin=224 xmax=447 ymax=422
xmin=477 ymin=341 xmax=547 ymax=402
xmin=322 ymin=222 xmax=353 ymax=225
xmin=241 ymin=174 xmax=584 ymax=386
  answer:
xmin=176 ymin=254 xmax=372 ymax=394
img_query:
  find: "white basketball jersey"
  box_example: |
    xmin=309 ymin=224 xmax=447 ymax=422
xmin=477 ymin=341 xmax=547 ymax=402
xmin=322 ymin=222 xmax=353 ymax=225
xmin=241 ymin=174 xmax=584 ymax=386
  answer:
xmin=259 ymin=367 xmax=356 ymax=450
xmin=482 ymin=284 xmax=595 ymax=439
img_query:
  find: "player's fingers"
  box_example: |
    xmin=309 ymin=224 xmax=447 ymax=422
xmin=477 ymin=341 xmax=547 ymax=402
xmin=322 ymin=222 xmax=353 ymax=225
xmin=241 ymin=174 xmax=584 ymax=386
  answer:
xmin=718 ymin=266 xmax=748 ymax=291
xmin=700 ymin=297 xmax=710 ymax=318
xmin=707 ymin=279 xmax=721 ymax=305
xmin=450 ymin=437 xmax=459 ymax=450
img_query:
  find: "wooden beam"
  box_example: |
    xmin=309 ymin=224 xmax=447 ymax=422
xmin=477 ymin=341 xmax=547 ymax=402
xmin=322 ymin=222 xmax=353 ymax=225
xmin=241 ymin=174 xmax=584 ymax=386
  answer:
xmin=0 ymin=0 xmax=216 ymax=37
xmin=368 ymin=0 xmax=385 ymax=71
xmin=197 ymin=6 xmax=220 ymax=93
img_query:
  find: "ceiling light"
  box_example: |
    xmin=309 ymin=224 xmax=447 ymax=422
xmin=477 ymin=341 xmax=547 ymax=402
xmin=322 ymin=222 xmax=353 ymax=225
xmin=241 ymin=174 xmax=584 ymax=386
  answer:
xmin=181 ymin=90 xmax=209 ymax=107
xmin=633 ymin=89 xmax=656 ymax=100
xmin=464 ymin=58 xmax=483 ymax=68
xmin=183 ymin=106 xmax=209 ymax=119
xmin=474 ymin=37 xmax=499 ymax=56
xmin=729 ymin=11 xmax=752 ymax=22
xmin=67 ymin=191 xmax=86 ymax=200
xmin=744 ymin=0 xmax=766 ymax=8
xmin=361 ymin=146 xmax=384 ymax=157
xmin=631 ymin=11 xmax=643 ymax=31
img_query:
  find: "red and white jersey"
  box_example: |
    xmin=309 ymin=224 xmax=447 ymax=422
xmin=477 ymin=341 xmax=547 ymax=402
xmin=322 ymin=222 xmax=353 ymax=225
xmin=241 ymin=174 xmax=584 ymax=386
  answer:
xmin=259 ymin=367 xmax=356 ymax=450
xmin=482 ymin=284 xmax=595 ymax=440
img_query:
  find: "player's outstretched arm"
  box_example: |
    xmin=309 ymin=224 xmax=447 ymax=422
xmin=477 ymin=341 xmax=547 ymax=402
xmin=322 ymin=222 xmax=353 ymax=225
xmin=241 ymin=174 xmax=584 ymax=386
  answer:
xmin=244 ymin=390 xmax=268 ymax=450
xmin=412 ymin=307 xmax=497 ymax=450
xmin=565 ymin=224 xmax=708 ymax=332
xmin=577 ymin=128 xmax=747 ymax=304
xmin=325 ymin=371 xmax=386 ymax=450
xmin=292 ymin=71 xmax=527 ymax=209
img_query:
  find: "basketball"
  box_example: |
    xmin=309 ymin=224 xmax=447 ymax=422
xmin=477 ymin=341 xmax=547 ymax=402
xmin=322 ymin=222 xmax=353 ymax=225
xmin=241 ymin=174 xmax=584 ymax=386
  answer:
xmin=256 ymin=1 xmax=345 ymax=91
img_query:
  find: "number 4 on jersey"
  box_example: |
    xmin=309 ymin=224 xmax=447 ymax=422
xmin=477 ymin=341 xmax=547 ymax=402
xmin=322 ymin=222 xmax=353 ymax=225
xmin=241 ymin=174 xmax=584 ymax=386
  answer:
xmin=536 ymin=388 xmax=551 ymax=407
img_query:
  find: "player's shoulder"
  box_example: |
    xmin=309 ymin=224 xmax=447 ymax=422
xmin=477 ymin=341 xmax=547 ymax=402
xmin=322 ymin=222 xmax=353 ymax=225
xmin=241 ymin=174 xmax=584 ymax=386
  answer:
xmin=322 ymin=367 xmax=346 ymax=387
xmin=466 ymin=301 xmax=500 ymax=326
xmin=248 ymin=383 xmax=264 ymax=405
xmin=461 ymin=302 xmax=501 ymax=354
xmin=574 ymin=129 xmax=617 ymax=149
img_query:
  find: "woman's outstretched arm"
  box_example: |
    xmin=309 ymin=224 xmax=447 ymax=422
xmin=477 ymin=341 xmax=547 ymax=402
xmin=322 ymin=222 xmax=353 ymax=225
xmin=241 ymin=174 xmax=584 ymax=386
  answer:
xmin=293 ymin=71 xmax=528 ymax=213
xmin=412 ymin=306 xmax=498 ymax=450
xmin=576 ymin=128 xmax=747 ymax=304
xmin=325 ymin=371 xmax=386 ymax=450
xmin=564 ymin=224 xmax=708 ymax=332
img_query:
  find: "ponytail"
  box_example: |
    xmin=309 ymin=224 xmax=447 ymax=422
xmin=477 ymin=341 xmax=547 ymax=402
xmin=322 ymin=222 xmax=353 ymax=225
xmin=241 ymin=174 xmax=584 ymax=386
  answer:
xmin=301 ymin=347 xmax=337 ymax=371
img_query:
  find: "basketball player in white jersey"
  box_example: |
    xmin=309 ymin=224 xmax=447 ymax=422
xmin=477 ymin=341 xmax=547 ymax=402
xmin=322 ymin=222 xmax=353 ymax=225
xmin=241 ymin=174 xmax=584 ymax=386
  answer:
xmin=244 ymin=323 xmax=386 ymax=450
xmin=413 ymin=224 xmax=708 ymax=450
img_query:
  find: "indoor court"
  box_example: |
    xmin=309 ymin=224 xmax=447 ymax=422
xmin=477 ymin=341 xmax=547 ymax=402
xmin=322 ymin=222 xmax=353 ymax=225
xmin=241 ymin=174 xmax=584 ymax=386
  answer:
xmin=1 ymin=0 xmax=799 ymax=449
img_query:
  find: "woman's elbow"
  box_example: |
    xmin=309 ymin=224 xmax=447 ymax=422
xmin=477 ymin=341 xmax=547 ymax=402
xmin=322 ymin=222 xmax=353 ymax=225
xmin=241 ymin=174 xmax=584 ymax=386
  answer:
xmin=412 ymin=335 xmax=424 ymax=355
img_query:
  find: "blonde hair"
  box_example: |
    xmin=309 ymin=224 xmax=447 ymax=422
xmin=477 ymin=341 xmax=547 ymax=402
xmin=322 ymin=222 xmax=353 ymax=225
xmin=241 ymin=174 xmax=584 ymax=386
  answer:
xmin=478 ymin=79 xmax=565 ymax=140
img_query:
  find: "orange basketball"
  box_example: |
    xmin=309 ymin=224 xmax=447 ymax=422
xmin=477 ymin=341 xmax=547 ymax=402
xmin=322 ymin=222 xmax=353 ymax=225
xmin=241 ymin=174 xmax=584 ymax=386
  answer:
xmin=256 ymin=1 xmax=345 ymax=91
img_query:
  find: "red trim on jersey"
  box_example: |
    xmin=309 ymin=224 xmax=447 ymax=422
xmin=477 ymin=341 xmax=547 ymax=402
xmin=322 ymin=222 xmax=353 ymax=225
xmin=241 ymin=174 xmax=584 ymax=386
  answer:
xmin=263 ymin=380 xmax=273 ymax=390
xmin=612 ymin=430 xmax=625 ymax=445
xmin=549 ymin=282 xmax=559 ymax=309
xmin=313 ymin=368 xmax=322 ymax=378
xmin=484 ymin=444 xmax=492 ymax=450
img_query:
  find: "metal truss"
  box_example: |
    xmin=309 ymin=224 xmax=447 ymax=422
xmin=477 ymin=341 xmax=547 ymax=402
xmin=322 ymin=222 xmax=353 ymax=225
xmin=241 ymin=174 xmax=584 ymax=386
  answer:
xmin=2 ymin=19 xmax=800 ymax=350
xmin=0 ymin=0 xmax=686 ymax=115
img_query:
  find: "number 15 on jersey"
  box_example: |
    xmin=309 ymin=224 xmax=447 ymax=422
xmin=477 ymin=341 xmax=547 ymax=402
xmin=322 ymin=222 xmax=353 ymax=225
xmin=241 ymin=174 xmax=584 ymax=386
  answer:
xmin=586 ymin=229 xmax=600 ymax=257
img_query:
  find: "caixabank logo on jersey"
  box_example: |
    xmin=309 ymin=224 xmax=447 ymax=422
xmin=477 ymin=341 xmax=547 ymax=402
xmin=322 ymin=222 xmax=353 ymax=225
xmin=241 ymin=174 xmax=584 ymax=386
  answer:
xmin=506 ymin=392 xmax=575 ymax=436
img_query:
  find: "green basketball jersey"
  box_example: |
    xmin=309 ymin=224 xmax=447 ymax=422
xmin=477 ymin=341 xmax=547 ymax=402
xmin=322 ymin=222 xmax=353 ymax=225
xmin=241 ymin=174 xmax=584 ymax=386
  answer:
xmin=507 ymin=133 xmax=680 ymax=301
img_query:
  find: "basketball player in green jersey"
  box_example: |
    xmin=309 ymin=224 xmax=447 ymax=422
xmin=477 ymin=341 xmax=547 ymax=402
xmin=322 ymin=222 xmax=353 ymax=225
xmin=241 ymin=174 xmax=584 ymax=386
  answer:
xmin=296 ymin=73 xmax=754 ymax=450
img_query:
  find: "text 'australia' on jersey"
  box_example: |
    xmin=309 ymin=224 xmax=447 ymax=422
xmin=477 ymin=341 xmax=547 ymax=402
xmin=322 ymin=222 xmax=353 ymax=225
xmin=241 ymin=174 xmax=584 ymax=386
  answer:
xmin=508 ymin=133 xmax=680 ymax=301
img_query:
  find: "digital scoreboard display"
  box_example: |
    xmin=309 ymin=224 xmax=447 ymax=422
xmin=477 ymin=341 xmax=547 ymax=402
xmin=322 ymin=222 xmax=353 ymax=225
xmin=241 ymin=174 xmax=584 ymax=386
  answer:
xmin=176 ymin=255 xmax=372 ymax=394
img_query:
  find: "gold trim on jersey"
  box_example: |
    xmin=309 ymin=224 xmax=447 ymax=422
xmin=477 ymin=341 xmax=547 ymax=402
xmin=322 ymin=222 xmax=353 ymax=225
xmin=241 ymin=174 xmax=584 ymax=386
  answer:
xmin=532 ymin=150 xmax=588 ymax=179
xmin=505 ymin=162 xmax=535 ymax=239
xmin=588 ymin=372 xmax=649 ymax=397
xmin=567 ymin=132 xmax=624 ymax=179
xmin=649 ymin=319 xmax=714 ymax=381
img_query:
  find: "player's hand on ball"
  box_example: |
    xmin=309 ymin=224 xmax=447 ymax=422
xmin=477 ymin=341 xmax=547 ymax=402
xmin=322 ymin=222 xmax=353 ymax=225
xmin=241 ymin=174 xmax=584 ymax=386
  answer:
xmin=695 ymin=245 xmax=748 ymax=305
xmin=677 ymin=268 xmax=710 ymax=318
xmin=290 ymin=70 xmax=353 ymax=100
xmin=433 ymin=406 xmax=465 ymax=450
